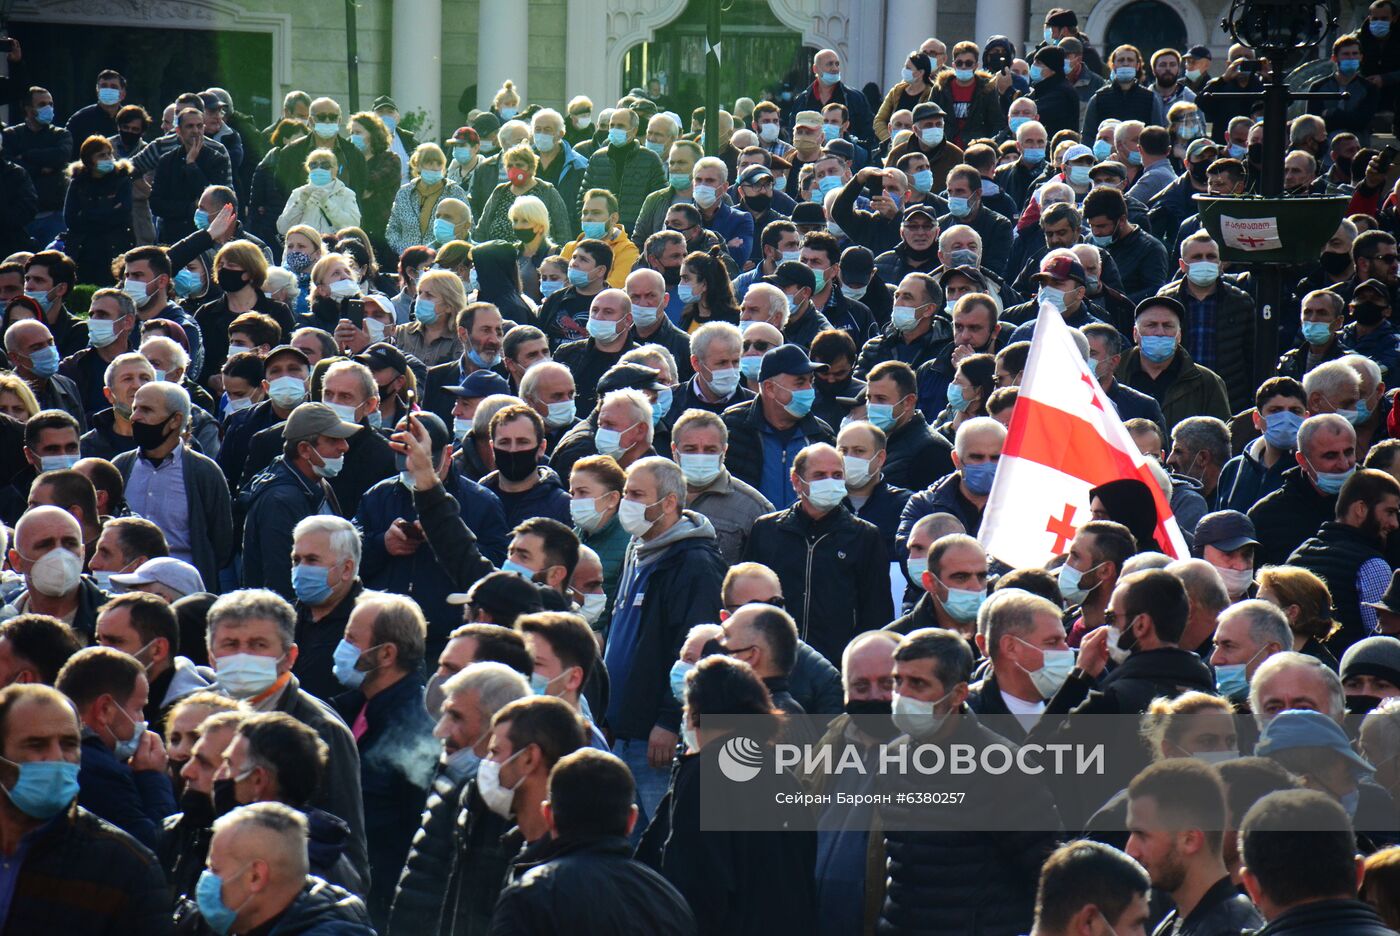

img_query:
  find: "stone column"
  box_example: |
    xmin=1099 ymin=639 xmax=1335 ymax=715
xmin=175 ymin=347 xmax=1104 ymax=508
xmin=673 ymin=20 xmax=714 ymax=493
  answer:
xmin=976 ymin=0 xmax=1027 ymax=56
xmin=393 ymin=0 xmax=443 ymax=138
xmin=478 ymin=0 xmax=530 ymax=111
xmin=884 ymin=0 xmax=937 ymax=78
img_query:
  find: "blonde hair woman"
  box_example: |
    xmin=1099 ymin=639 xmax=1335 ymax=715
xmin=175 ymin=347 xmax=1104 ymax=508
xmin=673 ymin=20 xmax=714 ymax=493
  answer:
xmin=493 ymin=79 xmax=522 ymax=121
xmin=1257 ymin=565 xmax=1342 ymax=670
xmin=277 ymin=148 xmax=361 ymax=235
xmin=508 ymin=194 xmax=554 ymax=299
xmin=386 ymin=142 xmax=469 ymax=254
xmin=393 ymin=268 xmax=464 ymax=367
xmin=0 ymin=373 xmax=40 ymax=422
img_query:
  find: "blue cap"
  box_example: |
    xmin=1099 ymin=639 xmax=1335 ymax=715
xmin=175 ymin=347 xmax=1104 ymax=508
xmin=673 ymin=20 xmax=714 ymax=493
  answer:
xmin=1256 ymin=709 xmax=1374 ymax=777
xmin=447 ymin=370 xmax=511 ymax=400
xmin=759 ymin=344 xmax=828 ymax=382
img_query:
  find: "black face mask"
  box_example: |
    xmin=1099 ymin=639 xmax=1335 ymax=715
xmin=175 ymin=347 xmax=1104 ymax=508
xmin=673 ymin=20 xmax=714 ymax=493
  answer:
xmin=845 ymin=698 xmax=892 ymax=717
xmin=493 ymin=446 xmax=538 ymax=482
xmin=1346 ymin=694 xmax=1382 ymax=716
xmin=745 ymin=193 xmax=772 ymax=214
xmin=178 ymin=786 xmax=215 ymax=826
xmin=216 ymin=268 xmax=247 ymax=294
xmin=1319 ymin=250 xmax=1352 ymax=278
xmin=1354 ymin=301 xmax=1389 ymax=327
xmin=119 ymin=130 xmax=143 ymax=150
xmin=1336 ymin=156 xmax=1354 ymax=178
xmin=212 ymin=778 xmax=240 ymax=818
xmin=662 ymin=266 xmax=682 ymax=288
xmin=1189 ymin=161 xmax=1210 ymax=184
xmin=131 ymin=415 xmax=174 ymax=453
xmin=1247 ymin=142 xmax=1263 ymax=167
xmin=1116 ymin=616 xmax=1140 ymax=656
xmin=512 ymin=227 xmax=536 ymax=244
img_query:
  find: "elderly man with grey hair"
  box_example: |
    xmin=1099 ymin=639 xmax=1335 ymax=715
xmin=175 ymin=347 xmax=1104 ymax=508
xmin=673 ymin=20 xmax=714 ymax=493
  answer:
xmin=204 ymin=802 xmax=373 ymax=933
xmin=1249 ymin=650 xmax=1347 ymax=728
xmin=623 ymin=267 xmax=692 ymax=376
xmin=62 ymin=287 xmax=140 ymax=417
xmin=674 ymin=320 xmax=751 ymax=415
xmin=112 ymin=380 xmax=233 ymax=596
xmin=1249 ymin=413 xmax=1357 ymax=565
xmin=968 ymin=588 xmax=1073 ymax=738
xmin=391 ymin=661 xmax=530 ymax=930
xmin=205 ymin=588 xmax=367 ymax=881
xmin=287 ymin=515 xmax=363 ymax=700
xmin=604 ymin=455 xmax=727 ymax=817
xmin=739 ymin=281 xmax=792 ymax=331
xmin=672 ymin=408 xmax=772 ymax=563
xmin=1210 ymin=599 xmax=1292 ymax=703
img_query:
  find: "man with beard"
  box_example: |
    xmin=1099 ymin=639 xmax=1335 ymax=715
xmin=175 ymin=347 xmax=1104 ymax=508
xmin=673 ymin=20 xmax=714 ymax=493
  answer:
xmin=1288 ymin=468 xmax=1400 ymax=655
xmin=1125 ymin=760 xmax=1263 ymax=935
xmin=161 ymin=709 xmax=244 ymax=902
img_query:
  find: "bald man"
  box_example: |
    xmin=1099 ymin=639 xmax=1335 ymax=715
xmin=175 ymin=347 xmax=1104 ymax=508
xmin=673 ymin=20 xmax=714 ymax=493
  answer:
xmin=10 ymin=505 xmax=106 ymax=638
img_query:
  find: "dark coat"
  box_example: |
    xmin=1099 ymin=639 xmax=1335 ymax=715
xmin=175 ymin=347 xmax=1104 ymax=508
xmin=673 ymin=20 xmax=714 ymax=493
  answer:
xmin=0 ymin=155 xmax=37 ymax=256
xmin=1289 ymin=521 xmax=1388 ymax=655
xmin=1158 ymin=277 xmax=1257 ymax=412
xmin=440 ymin=779 xmax=517 ymax=936
xmin=577 ymin=140 xmax=666 ymax=231
xmin=491 ymin=835 xmax=698 ymax=936
xmin=898 ymin=470 xmax=985 ymax=543
xmin=882 ymin=413 xmax=955 ymax=491
xmin=332 ymin=675 xmax=437 ymax=923
xmin=240 ymin=416 xmax=396 ymax=519
xmin=409 ymin=479 xmax=501 ymax=592
xmin=1082 ymin=81 xmax=1156 ymax=137
xmin=291 ymin=579 xmax=364 ymax=702
xmin=1252 ymin=899 xmax=1400 ymax=936
xmin=1248 ymin=466 xmax=1337 ymax=567
xmin=744 ymin=503 xmax=894 ymax=665
xmin=855 ymin=322 xmax=952 ymax=378
xmin=149 ymin=141 xmax=231 ymax=242
xmin=62 ymin=165 xmax=133 ymax=284
xmin=719 ymin=398 xmax=835 ymax=494
xmin=790 ymin=78 xmax=875 ymax=142
xmin=75 ymin=733 xmax=176 ymax=851
xmin=1028 ymin=72 xmax=1082 ymax=140
xmin=3 ymin=804 xmax=173 ymax=935
xmin=241 ymin=456 xmax=338 ymax=600
xmin=2 ymin=121 xmax=73 ymax=212
xmin=255 ymin=876 xmax=375 ymax=935
xmin=931 ymin=72 xmax=1007 ymax=145
xmin=387 ymin=761 xmax=470 ymax=934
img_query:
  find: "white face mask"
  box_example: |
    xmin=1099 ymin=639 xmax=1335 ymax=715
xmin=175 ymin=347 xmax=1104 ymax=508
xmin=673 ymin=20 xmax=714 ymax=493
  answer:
xmin=618 ymin=498 xmax=660 ymax=536
xmin=1012 ymin=636 xmax=1076 ymax=700
xmin=804 ymin=477 xmax=848 ymax=510
xmin=576 ymin=592 xmax=607 ymax=625
xmin=26 ymin=548 xmax=82 ymax=598
xmin=843 ymin=454 xmax=874 ymax=488
xmin=476 ymin=748 xmax=526 ymax=817
xmin=215 ymin=652 xmax=283 ymax=698
xmin=678 ymin=452 xmax=723 ymax=486
xmin=1212 ymin=564 xmax=1254 ymax=597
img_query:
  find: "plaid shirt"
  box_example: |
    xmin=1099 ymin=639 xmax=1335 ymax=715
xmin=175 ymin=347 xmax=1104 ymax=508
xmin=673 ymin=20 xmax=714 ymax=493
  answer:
xmin=1359 ymin=557 xmax=1391 ymax=635
xmin=1184 ymin=292 xmax=1218 ymax=370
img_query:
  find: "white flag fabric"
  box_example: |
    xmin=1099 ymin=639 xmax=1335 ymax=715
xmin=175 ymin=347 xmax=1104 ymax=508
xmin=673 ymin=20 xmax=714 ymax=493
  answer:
xmin=978 ymin=301 xmax=1189 ymax=569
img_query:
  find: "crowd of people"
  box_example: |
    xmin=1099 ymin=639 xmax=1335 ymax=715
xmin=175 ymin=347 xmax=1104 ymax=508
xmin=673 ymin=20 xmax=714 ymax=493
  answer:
xmin=7 ymin=4 xmax=1400 ymax=934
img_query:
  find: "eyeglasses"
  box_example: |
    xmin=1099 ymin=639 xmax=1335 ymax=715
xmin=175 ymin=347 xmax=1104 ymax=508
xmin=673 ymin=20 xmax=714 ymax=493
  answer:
xmin=742 ymin=340 xmax=777 ymax=353
xmin=721 ymin=596 xmax=786 ymax=614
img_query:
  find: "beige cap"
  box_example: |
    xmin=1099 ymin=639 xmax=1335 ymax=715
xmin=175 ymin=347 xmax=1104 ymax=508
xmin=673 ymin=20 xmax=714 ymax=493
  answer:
xmin=793 ymin=110 xmax=823 ymax=128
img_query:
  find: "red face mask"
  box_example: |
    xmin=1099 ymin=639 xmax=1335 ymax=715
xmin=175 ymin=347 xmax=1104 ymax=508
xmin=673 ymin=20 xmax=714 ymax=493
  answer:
xmin=507 ymin=167 xmax=529 ymax=186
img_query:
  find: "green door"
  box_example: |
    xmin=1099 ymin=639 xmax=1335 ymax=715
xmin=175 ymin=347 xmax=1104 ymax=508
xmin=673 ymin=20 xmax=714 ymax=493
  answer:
xmin=622 ymin=0 xmax=807 ymax=124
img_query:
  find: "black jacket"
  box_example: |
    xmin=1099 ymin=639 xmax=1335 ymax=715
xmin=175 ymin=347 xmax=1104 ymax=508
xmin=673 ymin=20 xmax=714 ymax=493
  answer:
xmin=937 ymin=206 xmax=1013 ymax=279
xmin=3 ymin=804 xmax=173 ymax=935
xmin=241 ymin=456 xmax=338 ymax=600
xmin=672 ymin=373 xmax=754 ymax=416
xmin=1253 ymin=899 xmax=1400 ymax=936
xmin=159 ymin=793 xmax=215 ymax=901
xmin=242 ymin=416 xmax=397 ymax=519
xmin=332 ymin=675 xmax=437 ymax=923
xmin=878 ymin=713 xmax=1060 ymax=936
xmin=491 ymin=835 xmax=698 ymax=936
xmin=719 ymin=398 xmax=835 ymax=493
xmin=423 ymin=355 xmax=510 ymax=426
xmin=744 ymin=503 xmax=894 ymax=665
xmin=1082 ymin=81 xmax=1156 ymax=136
xmin=247 ymin=876 xmax=375 ymax=935
xmin=441 ymin=779 xmax=518 ymax=936
xmin=1028 ymin=72 xmax=1082 ymax=139
xmin=855 ymin=322 xmax=952 ymax=378
xmin=1158 ymin=277 xmax=1257 ymax=413
xmin=882 ymin=413 xmax=954 ymax=492
xmin=1289 ymin=521 xmax=1387 ymax=655
xmin=1153 ymin=875 xmax=1262 ymax=936
xmin=1248 ymin=466 xmax=1336 ymax=567
xmin=1105 ymin=225 xmax=1171 ymax=303
xmin=387 ymin=761 xmax=471 ymax=935
xmin=554 ymin=336 xmax=639 ymax=416
xmin=150 ymin=142 xmax=232 ymax=242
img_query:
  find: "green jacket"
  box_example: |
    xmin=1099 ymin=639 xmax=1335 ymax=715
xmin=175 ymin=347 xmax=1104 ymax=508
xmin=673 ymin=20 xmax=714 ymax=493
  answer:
xmin=577 ymin=140 xmax=666 ymax=232
xmin=1118 ymin=345 xmax=1230 ymax=432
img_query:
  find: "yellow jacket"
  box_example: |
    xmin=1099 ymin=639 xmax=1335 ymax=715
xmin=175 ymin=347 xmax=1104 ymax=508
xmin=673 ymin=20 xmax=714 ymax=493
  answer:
xmin=560 ymin=228 xmax=639 ymax=289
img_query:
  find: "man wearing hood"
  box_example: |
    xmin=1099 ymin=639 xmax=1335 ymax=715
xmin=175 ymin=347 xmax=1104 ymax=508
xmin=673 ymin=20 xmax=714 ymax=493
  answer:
xmin=95 ymin=592 xmax=212 ymax=730
xmin=603 ymin=456 xmax=727 ymax=818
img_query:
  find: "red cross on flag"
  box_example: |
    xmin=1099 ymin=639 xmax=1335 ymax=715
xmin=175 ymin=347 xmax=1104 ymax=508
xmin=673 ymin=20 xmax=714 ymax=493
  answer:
xmin=979 ymin=301 xmax=1188 ymax=568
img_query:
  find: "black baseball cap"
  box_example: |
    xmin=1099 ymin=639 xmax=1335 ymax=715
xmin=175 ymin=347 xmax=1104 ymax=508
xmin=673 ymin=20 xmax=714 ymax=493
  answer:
xmin=598 ymin=363 xmax=667 ymax=395
xmin=762 ymin=261 xmax=816 ymax=292
xmin=355 ymin=342 xmax=409 ymax=374
xmin=447 ymin=370 xmax=511 ymax=400
xmin=1193 ymin=510 xmax=1259 ymax=553
xmin=759 ymin=345 xmax=828 ymax=382
xmin=840 ymin=246 xmax=875 ymax=285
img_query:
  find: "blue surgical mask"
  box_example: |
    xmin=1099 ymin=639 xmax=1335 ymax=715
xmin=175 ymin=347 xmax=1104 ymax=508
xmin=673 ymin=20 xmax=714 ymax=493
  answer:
xmin=196 ymin=866 xmax=247 ymax=936
xmin=1029 ymin=64 xmax=1045 ymax=83
xmin=87 ymin=317 xmax=120 ymax=348
xmin=822 ymin=124 xmax=840 ymax=142
xmin=740 ymin=356 xmax=763 ymax=381
xmin=1038 ymin=285 xmax=1068 ymax=312
xmin=95 ymin=158 xmax=115 ymax=174
xmin=292 ymin=563 xmax=334 ymax=606
xmin=581 ymin=220 xmax=608 ymax=239
xmin=1263 ymin=410 xmax=1303 ymax=450
xmin=961 ymin=460 xmax=997 ymax=495
xmin=912 ymin=169 xmax=934 ymax=193
xmin=1139 ymin=335 xmax=1177 ymax=363
xmin=938 ymin=580 xmax=987 ymax=624
xmin=1068 ymin=165 xmax=1092 ymax=185
xmin=174 ymin=269 xmax=202 ymax=296
xmin=501 ymin=559 xmax=536 ymax=579
xmin=945 ymin=382 xmax=974 ymax=414
xmin=669 ymin=172 xmax=691 ymax=190
xmin=0 ymin=757 xmax=79 ymax=819
xmin=543 ymin=399 xmax=576 ymax=428
xmin=866 ymin=402 xmax=898 ymax=431
xmin=587 ymin=316 xmax=621 ymax=342
xmin=1009 ymin=116 xmax=1029 ymax=134
xmin=98 ymin=87 xmax=121 ymax=106
xmin=1057 ymin=561 xmax=1101 ymax=604
xmin=333 ymin=638 xmax=378 ymax=689
xmin=110 ymin=706 xmax=146 ymax=762
xmin=954 ymin=68 xmax=975 ymax=82
xmin=1214 ymin=663 xmax=1249 ymax=700
xmin=1090 ymin=232 xmax=1114 ymax=247
xmin=901 ymin=67 xmax=915 ymax=83
xmin=27 ymin=346 xmax=59 ymax=378
xmin=1114 ymin=66 xmax=1138 ymax=83
xmin=670 ymin=660 xmax=694 ymax=702
xmin=1128 ymin=150 xmax=1143 ymax=166
xmin=414 ymin=297 xmax=438 ymax=325
xmin=652 ymin=387 xmax=673 ymax=424
xmin=1372 ymin=18 xmax=1392 ymax=37
xmin=499 ymin=106 xmax=519 ymax=120
xmin=1093 ymin=139 xmax=1113 ymax=161
xmin=432 ymin=217 xmax=456 ymax=243
xmin=678 ymin=282 xmax=697 ymax=304
xmin=948 ymin=196 xmax=971 ymax=217
xmin=35 ymin=104 xmax=54 ymax=124
xmin=193 ymin=208 xmax=210 ymax=230
xmin=1310 ymin=461 xmax=1355 ymax=495
xmin=453 ymin=146 xmax=474 ymax=163
xmin=540 ymin=279 xmax=564 ymax=298
xmin=1022 ymin=147 xmax=1046 ymax=164
xmin=645 ymin=140 xmax=665 ymax=155
xmin=308 ymin=168 xmax=333 ymax=187
xmin=381 ymin=114 xmax=398 ymax=132
xmin=891 ymin=305 xmax=921 ymax=332
xmin=420 ymin=168 xmax=445 ymax=185
xmin=1228 ymin=143 xmax=1248 ymax=159
xmin=906 ymin=556 xmax=928 ymax=586
xmin=40 ymin=454 xmax=79 ymax=472
xmin=1186 ymin=261 xmax=1220 ymax=286
xmin=567 ymin=267 xmax=591 ymax=288
xmin=920 ymin=127 xmax=944 ymax=147
xmin=315 ymin=121 xmax=339 ymax=138
xmin=632 ymin=304 xmax=659 ymax=329
xmin=608 ymin=127 xmax=628 ymax=146
xmin=820 ymin=71 xmax=841 ymax=86
xmin=782 ymin=386 xmax=815 ymax=418
xmin=349 ymin=134 xmax=368 ymax=152
xmin=1300 ymin=320 xmax=1333 ymax=346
